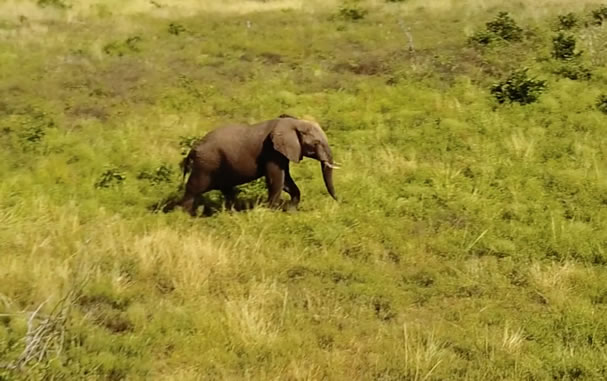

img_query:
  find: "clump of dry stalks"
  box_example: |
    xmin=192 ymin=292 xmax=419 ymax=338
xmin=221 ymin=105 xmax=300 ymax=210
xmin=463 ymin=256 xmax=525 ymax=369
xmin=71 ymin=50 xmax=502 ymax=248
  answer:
xmin=0 ymin=288 xmax=80 ymax=373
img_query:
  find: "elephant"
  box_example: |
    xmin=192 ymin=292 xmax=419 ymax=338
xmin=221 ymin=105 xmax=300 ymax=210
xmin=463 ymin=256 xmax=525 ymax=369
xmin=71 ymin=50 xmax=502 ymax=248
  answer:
xmin=164 ymin=115 xmax=339 ymax=216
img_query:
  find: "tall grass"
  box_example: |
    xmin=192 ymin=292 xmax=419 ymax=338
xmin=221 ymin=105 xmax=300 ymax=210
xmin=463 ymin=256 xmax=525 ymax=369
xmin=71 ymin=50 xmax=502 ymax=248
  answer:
xmin=2 ymin=0 xmax=607 ymax=379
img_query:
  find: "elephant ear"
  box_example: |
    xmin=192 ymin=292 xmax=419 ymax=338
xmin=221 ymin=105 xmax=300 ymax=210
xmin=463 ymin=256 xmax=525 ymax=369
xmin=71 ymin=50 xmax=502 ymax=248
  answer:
xmin=270 ymin=120 xmax=301 ymax=163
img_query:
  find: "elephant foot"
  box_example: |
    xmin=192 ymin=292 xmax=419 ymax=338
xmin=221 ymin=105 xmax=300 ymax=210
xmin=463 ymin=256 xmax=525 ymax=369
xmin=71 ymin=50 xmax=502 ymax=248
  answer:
xmin=282 ymin=202 xmax=299 ymax=213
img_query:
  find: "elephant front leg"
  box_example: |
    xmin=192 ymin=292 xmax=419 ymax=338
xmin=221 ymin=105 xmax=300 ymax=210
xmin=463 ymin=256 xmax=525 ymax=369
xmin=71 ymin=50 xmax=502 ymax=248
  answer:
xmin=265 ymin=162 xmax=285 ymax=208
xmin=283 ymin=171 xmax=300 ymax=211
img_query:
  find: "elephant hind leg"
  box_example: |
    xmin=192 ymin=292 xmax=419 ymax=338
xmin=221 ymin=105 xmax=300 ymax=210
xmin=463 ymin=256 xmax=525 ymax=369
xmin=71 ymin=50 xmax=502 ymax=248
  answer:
xmin=179 ymin=172 xmax=212 ymax=216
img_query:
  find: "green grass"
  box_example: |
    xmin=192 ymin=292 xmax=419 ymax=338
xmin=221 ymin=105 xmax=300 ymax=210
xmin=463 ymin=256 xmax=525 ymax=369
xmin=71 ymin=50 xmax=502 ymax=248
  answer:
xmin=2 ymin=0 xmax=607 ymax=379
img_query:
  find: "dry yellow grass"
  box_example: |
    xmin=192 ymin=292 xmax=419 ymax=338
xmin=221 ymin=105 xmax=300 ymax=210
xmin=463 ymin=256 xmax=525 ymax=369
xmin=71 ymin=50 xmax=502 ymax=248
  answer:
xmin=1 ymin=0 xmax=602 ymax=20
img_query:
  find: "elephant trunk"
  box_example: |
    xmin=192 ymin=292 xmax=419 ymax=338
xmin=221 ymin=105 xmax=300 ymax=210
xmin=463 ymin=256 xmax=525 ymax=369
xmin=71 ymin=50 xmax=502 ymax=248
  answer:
xmin=321 ymin=162 xmax=337 ymax=200
xmin=317 ymin=142 xmax=338 ymax=200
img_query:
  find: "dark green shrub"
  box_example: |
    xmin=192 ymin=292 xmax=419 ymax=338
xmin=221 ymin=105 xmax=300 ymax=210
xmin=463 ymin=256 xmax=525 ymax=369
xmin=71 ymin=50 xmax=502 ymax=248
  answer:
xmin=138 ymin=164 xmax=174 ymax=185
xmin=469 ymin=12 xmax=523 ymax=46
xmin=553 ymin=63 xmax=592 ymax=80
xmin=168 ymin=23 xmax=186 ymax=36
xmin=337 ymin=2 xmax=368 ymax=21
xmin=10 ymin=109 xmax=56 ymax=152
xmin=491 ymin=68 xmax=547 ymax=105
xmin=596 ymin=94 xmax=607 ymax=114
xmin=20 ymin=125 xmax=45 ymax=144
xmin=591 ymin=5 xmax=607 ymax=25
xmin=486 ymin=12 xmax=523 ymax=41
xmin=552 ymin=33 xmax=580 ymax=60
xmin=95 ymin=168 xmax=126 ymax=188
xmin=103 ymin=36 xmax=142 ymax=56
xmin=178 ymin=135 xmax=202 ymax=156
xmin=469 ymin=30 xmax=495 ymax=45
xmin=37 ymin=0 xmax=69 ymax=9
xmin=556 ymin=12 xmax=578 ymax=30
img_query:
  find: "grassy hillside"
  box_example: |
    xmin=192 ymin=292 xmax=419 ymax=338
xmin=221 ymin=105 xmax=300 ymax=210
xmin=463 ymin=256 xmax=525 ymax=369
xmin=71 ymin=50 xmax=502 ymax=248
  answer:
xmin=2 ymin=0 xmax=607 ymax=379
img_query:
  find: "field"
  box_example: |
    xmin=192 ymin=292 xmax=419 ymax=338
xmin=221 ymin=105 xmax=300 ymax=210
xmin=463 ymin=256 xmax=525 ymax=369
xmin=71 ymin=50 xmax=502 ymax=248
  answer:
xmin=2 ymin=0 xmax=607 ymax=379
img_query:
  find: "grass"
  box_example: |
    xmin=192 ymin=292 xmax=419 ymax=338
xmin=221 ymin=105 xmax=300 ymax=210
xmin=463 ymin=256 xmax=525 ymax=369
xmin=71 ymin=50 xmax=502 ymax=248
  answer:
xmin=2 ymin=0 xmax=607 ymax=379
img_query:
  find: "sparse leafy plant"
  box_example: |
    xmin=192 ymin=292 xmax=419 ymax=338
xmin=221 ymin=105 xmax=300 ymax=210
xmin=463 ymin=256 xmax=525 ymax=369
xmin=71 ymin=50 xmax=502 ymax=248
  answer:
xmin=556 ymin=12 xmax=578 ymax=30
xmin=591 ymin=5 xmax=607 ymax=25
xmin=95 ymin=168 xmax=126 ymax=188
xmin=20 ymin=125 xmax=45 ymax=144
xmin=37 ymin=0 xmax=69 ymax=9
xmin=337 ymin=2 xmax=368 ymax=21
xmin=103 ymin=36 xmax=142 ymax=56
xmin=491 ymin=68 xmax=547 ymax=105
xmin=138 ymin=164 xmax=174 ymax=185
xmin=178 ymin=135 xmax=202 ymax=156
xmin=596 ymin=94 xmax=607 ymax=114
xmin=552 ymin=32 xmax=581 ymax=60
xmin=469 ymin=30 xmax=496 ymax=45
xmin=553 ymin=62 xmax=592 ymax=80
xmin=168 ymin=23 xmax=186 ymax=36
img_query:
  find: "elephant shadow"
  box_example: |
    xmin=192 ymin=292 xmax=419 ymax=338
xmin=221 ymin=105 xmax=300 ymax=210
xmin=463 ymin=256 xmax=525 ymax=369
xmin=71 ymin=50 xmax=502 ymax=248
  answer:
xmin=149 ymin=189 xmax=267 ymax=217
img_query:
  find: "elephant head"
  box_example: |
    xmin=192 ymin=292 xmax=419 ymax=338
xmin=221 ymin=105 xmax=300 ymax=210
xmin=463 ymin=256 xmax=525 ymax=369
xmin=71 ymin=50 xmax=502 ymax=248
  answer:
xmin=270 ymin=118 xmax=339 ymax=200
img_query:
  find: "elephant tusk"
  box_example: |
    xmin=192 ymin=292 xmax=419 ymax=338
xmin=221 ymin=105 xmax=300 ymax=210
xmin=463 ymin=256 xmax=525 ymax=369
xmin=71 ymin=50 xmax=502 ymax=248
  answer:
xmin=324 ymin=162 xmax=341 ymax=169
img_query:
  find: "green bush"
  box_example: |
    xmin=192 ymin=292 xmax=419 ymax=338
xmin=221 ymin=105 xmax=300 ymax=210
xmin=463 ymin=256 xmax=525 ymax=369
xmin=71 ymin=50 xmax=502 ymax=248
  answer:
xmin=596 ymin=94 xmax=607 ymax=114
xmin=469 ymin=11 xmax=523 ymax=45
xmin=103 ymin=36 xmax=142 ymax=56
xmin=469 ymin=30 xmax=496 ymax=45
xmin=168 ymin=23 xmax=187 ymax=36
xmin=486 ymin=12 xmax=523 ymax=41
xmin=95 ymin=168 xmax=126 ymax=188
xmin=178 ymin=135 xmax=202 ymax=156
xmin=553 ymin=62 xmax=592 ymax=80
xmin=337 ymin=2 xmax=368 ymax=21
xmin=591 ymin=5 xmax=607 ymax=25
xmin=137 ymin=164 xmax=174 ymax=185
xmin=37 ymin=0 xmax=69 ymax=9
xmin=552 ymin=32 xmax=581 ymax=60
xmin=555 ymin=12 xmax=578 ymax=30
xmin=490 ymin=68 xmax=547 ymax=105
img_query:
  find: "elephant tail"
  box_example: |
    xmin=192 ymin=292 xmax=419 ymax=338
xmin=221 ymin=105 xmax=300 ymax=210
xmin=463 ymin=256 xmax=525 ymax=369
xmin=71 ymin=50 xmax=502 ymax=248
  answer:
xmin=180 ymin=150 xmax=195 ymax=183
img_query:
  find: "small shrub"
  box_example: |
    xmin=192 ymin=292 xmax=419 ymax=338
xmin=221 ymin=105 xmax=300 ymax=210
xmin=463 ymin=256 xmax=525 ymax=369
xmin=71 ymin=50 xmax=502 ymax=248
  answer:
xmin=491 ymin=68 xmax=547 ymax=105
xmin=556 ymin=12 xmax=578 ymax=30
xmin=20 ymin=125 xmax=45 ymax=144
xmin=469 ymin=12 xmax=523 ymax=46
xmin=591 ymin=5 xmax=607 ymax=25
xmin=95 ymin=168 xmax=126 ymax=188
xmin=103 ymin=36 xmax=142 ymax=57
xmin=552 ymin=33 xmax=581 ymax=60
xmin=596 ymin=94 xmax=607 ymax=114
xmin=37 ymin=0 xmax=69 ymax=9
xmin=486 ymin=12 xmax=523 ymax=41
xmin=178 ymin=135 xmax=202 ymax=156
xmin=11 ymin=109 xmax=56 ymax=152
xmin=168 ymin=23 xmax=186 ymax=36
xmin=138 ymin=164 xmax=173 ymax=185
xmin=553 ymin=63 xmax=592 ymax=80
xmin=337 ymin=2 xmax=368 ymax=21
xmin=469 ymin=30 xmax=496 ymax=45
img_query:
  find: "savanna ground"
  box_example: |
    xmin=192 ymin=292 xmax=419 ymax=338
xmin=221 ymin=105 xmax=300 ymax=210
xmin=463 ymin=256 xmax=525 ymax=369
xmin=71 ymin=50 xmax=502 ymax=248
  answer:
xmin=2 ymin=0 xmax=607 ymax=379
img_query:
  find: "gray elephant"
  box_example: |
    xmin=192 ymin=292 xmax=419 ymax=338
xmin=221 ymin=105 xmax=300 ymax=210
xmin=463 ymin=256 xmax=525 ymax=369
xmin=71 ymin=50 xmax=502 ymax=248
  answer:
xmin=165 ymin=115 xmax=339 ymax=216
